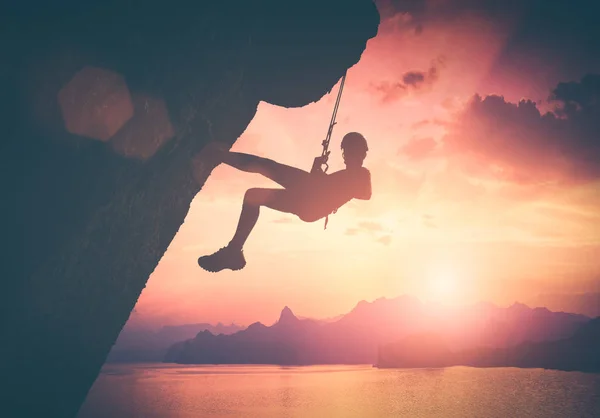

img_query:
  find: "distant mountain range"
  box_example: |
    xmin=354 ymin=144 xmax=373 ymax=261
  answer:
xmin=377 ymin=317 xmax=600 ymax=373
xmin=164 ymin=296 xmax=592 ymax=368
xmin=107 ymin=322 xmax=244 ymax=363
xmin=530 ymin=292 xmax=600 ymax=318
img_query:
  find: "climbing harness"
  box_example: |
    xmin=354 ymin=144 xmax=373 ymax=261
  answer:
xmin=320 ymin=72 xmax=347 ymax=230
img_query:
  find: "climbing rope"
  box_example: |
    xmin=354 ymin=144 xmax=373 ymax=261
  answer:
xmin=320 ymin=72 xmax=347 ymax=230
xmin=320 ymin=72 xmax=347 ymax=174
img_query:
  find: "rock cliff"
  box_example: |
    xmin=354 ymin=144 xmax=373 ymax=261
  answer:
xmin=0 ymin=1 xmax=379 ymax=416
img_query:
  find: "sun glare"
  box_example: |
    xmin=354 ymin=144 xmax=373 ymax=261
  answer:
xmin=426 ymin=266 xmax=459 ymax=303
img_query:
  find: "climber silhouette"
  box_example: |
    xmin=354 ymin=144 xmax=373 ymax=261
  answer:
xmin=197 ymin=132 xmax=371 ymax=272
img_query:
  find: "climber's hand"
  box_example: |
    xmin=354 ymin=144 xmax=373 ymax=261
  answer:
xmin=311 ymin=152 xmax=330 ymax=174
xmin=315 ymin=152 xmax=330 ymax=165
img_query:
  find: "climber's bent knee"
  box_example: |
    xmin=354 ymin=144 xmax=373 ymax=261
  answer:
xmin=244 ymin=188 xmax=272 ymax=206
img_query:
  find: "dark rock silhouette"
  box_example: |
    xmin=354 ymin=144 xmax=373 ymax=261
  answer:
xmin=106 ymin=322 xmax=244 ymax=363
xmin=164 ymin=297 xmax=590 ymax=367
xmin=378 ymin=317 xmax=600 ymax=373
xmin=0 ymin=1 xmax=379 ymax=416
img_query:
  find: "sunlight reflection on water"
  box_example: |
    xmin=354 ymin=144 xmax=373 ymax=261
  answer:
xmin=78 ymin=364 xmax=600 ymax=418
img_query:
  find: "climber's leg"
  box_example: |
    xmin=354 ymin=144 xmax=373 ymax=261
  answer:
xmin=230 ymin=188 xmax=296 ymax=249
xmin=221 ymin=151 xmax=311 ymax=189
xmin=198 ymin=188 xmax=296 ymax=273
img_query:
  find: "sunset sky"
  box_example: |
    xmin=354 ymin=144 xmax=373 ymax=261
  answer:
xmin=128 ymin=0 xmax=600 ymax=329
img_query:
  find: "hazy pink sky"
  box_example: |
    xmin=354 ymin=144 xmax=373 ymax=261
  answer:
xmin=127 ymin=1 xmax=600 ymax=329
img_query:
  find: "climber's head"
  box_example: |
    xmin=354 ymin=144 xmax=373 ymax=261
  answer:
xmin=341 ymin=132 xmax=368 ymax=168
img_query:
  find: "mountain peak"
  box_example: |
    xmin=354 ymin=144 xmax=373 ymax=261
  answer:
xmin=509 ymin=302 xmax=531 ymax=311
xmin=278 ymin=306 xmax=298 ymax=323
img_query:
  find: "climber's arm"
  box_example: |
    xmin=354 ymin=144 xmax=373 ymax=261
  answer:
xmin=310 ymin=153 xmax=330 ymax=175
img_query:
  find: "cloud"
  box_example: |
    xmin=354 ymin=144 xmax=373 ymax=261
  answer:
xmin=380 ymin=0 xmax=600 ymax=73
xmin=402 ymin=71 xmax=425 ymax=87
xmin=399 ymin=136 xmax=437 ymax=160
xmin=376 ymin=235 xmax=392 ymax=246
xmin=440 ymin=97 xmax=460 ymax=111
xmin=402 ymin=63 xmax=439 ymax=88
xmin=346 ymin=221 xmax=393 ymax=246
xmin=423 ymin=219 xmax=437 ymax=229
xmin=421 ymin=213 xmax=438 ymax=229
xmin=551 ymin=74 xmax=600 ymax=111
xmin=410 ymin=118 xmax=452 ymax=131
xmin=358 ymin=221 xmax=385 ymax=232
xmin=411 ymin=119 xmax=431 ymax=129
xmin=441 ymin=74 xmax=600 ymax=184
xmin=370 ymin=81 xmax=407 ymax=103
xmin=370 ymin=58 xmax=444 ymax=103
xmin=345 ymin=228 xmax=359 ymax=236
